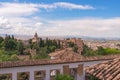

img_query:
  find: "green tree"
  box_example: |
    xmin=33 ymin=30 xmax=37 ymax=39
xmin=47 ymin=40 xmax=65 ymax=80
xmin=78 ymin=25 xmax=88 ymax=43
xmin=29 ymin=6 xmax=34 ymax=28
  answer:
xmin=17 ymin=41 xmax=24 ymax=55
xmin=28 ymin=39 xmax=32 ymax=44
xmin=57 ymin=40 xmax=61 ymax=48
xmin=68 ymin=42 xmax=75 ymax=47
xmin=39 ymin=38 xmax=44 ymax=47
xmin=97 ymin=46 xmax=106 ymax=55
xmin=0 ymin=36 xmax=4 ymax=44
xmin=4 ymin=35 xmax=17 ymax=50
xmin=54 ymin=74 xmax=74 ymax=80
xmin=7 ymin=39 xmax=17 ymax=50
xmin=0 ymin=36 xmax=4 ymax=48
xmin=9 ymin=54 xmax=19 ymax=61
xmin=73 ymin=46 xmax=78 ymax=53
xmin=82 ymin=44 xmax=96 ymax=56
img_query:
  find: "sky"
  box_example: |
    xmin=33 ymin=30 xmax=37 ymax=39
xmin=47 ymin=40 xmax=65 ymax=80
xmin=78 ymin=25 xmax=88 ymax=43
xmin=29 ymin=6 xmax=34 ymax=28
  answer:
xmin=0 ymin=0 xmax=120 ymax=38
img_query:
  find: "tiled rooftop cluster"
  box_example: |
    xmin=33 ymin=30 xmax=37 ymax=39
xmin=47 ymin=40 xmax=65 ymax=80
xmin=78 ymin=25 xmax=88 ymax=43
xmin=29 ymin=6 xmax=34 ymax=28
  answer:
xmin=86 ymin=57 xmax=120 ymax=80
xmin=0 ymin=54 xmax=120 ymax=68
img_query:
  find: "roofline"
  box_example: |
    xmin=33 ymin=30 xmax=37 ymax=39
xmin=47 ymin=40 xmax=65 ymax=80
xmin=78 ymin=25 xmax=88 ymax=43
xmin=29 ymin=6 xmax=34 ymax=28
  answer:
xmin=1 ymin=54 xmax=119 ymax=68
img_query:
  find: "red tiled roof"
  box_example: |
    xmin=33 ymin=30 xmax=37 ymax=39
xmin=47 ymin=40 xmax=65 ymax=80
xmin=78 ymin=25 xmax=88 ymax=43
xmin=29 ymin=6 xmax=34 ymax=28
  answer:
xmin=85 ymin=57 xmax=120 ymax=80
xmin=49 ymin=48 xmax=82 ymax=60
xmin=0 ymin=54 xmax=120 ymax=68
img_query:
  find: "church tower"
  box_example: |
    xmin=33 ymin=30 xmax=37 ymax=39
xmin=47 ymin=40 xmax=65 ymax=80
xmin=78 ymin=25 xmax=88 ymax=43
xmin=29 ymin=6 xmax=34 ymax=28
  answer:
xmin=32 ymin=32 xmax=39 ymax=43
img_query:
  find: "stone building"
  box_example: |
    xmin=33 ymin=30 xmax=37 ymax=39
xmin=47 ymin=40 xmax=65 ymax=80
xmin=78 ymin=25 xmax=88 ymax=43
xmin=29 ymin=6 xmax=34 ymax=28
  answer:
xmin=59 ymin=38 xmax=83 ymax=54
xmin=32 ymin=32 xmax=39 ymax=43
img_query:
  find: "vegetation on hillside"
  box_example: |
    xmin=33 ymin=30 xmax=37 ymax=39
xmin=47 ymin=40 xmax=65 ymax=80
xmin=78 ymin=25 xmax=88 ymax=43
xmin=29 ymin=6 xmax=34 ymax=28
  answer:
xmin=82 ymin=44 xmax=120 ymax=56
xmin=0 ymin=35 xmax=120 ymax=61
xmin=0 ymin=35 xmax=62 ymax=61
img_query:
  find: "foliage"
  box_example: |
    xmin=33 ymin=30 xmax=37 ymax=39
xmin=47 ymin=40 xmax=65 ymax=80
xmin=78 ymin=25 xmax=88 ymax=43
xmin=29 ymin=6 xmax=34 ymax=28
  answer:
xmin=73 ymin=46 xmax=78 ymax=53
xmin=82 ymin=44 xmax=96 ymax=56
xmin=96 ymin=46 xmax=107 ymax=55
xmin=68 ymin=42 xmax=75 ymax=47
xmin=54 ymin=74 xmax=74 ymax=80
xmin=82 ymin=44 xmax=120 ymax=56
xmin=9 ymin=54 xmax=19 ymax=61
xmin=4 ymin=35 xmax=17 ymax=50
xmin=0 ymin=36 xmax=4 ymax=44
xmin=17 ymin=41 xmax=24 ymax=55
xmin=87 ymin=75 xmax=99 ymax=80
xmin=32 ymin=47 xmax=49 ymax=59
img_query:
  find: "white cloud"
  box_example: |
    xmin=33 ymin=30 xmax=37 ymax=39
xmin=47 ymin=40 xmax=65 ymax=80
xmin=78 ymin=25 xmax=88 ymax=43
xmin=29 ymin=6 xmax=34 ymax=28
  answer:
xmin=37 ymin=2 xmax=95 ymax=10
xmin=0 ymin=2 xmax=119 ymax=38
xmin=53 ymin=2 xmax=95 ymax=10
xmin=0 ymin=2 xmax=95 ymax=17
xmin=0 ymin=16 xmax=120 ymax=38
xmin=0 ymin=16 xmax=12 ymax=29
xmin=41 ymin=17 xmax=120 ymax=38
xmin=0 ymin=2 xmax=39 ymax=16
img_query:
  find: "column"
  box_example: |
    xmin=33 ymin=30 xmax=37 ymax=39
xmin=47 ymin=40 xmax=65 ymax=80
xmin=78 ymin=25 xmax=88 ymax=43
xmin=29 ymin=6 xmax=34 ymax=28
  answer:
xmin=45 ymin=69 xmax=50 ymax=80
xmin=77 ymin=64 xmax=84 ymax=80
xmin=63 ymin=65 xmax=70 ymax=75
xmin=12 ymin=72 xmax=17 ymax=80
xmin=30 ymin=71 xmax=34 ymax=80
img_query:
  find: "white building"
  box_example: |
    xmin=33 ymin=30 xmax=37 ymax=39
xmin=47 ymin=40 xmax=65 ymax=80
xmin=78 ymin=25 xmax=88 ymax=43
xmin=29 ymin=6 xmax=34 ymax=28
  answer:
xmin=0 ymin=54 xmax=120 ymax=80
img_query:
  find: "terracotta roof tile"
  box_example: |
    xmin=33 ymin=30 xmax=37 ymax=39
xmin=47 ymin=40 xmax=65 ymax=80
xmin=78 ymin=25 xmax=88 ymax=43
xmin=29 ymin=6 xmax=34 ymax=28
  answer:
xmin=0 ymin=54 xmax=120 ymax=68
xmin=86 ymin=57 xmax=120 ymax=80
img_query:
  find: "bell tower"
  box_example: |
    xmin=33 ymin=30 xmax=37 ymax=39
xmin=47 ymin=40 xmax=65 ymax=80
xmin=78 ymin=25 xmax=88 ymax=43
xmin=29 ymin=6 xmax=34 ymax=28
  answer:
xmin=32 ymin=32 xmax=39 ymax=43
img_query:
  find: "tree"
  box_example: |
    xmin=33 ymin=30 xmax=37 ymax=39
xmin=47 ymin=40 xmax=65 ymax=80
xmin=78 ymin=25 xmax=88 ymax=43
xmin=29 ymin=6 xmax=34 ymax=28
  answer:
xmin=0 ymin=36 xmax=4 ymax=48
xmin=81 ymin=44 xmax=96 ymax=56
xmin=97 ymin=46 xmax=106 ymax=55
xmin=17 ymin=41 xmax=24 ymax=55
xmin=7 ymin=39 xmax=17 ymax=50
xmin=0 ymin=36 xmax=4 ymax=44
xmin=54 ymin=74 xmax=74 ymax=80
xmin=28 ymin=39 xmax=32 ymax=44
xmin=39 ymin=38 xmax=44 ymax=47
xmin=12 ymin=35 xmax=14 ymax=39
xmin=57 ymin=40 xmax=61 ymax=48
xmin=4 ymin=35 xmax=17 ymax=50
xmin=73 ymin=46 xmax=78 ymax=53
xmin=9 ymin=54 xmax=19 ymax=61
xmin=68 ymin=42 xmax=75 ymax=47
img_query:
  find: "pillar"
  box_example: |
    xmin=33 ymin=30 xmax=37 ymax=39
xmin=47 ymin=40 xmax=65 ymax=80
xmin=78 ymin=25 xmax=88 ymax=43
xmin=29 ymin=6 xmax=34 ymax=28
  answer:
xmin=12 ymin=72 xmax=17 ymax=80
xmin=77 ymin=64 xmax=84 ymax=80
xmin=63 ymin=65 xmax=70 ymax=75
xmin=30 ymin=71 xmax=34 ymax=80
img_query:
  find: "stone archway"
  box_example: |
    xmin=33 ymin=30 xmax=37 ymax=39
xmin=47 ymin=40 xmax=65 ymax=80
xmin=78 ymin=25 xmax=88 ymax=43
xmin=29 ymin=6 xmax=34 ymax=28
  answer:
xmin=0 ymin=73 xmax=12 ymax=80
xmin=17 ymin=72 xmax=30 ymax=80
xmin=34 ymin=70 xmax=46 ymax=80
xmin=50 ymin=69 xmax=60 ymax=80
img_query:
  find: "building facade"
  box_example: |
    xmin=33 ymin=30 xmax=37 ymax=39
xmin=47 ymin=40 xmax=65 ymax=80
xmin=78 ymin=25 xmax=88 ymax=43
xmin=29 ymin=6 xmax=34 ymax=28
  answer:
xmin=0 ymin=54 xmax=119 ymax=80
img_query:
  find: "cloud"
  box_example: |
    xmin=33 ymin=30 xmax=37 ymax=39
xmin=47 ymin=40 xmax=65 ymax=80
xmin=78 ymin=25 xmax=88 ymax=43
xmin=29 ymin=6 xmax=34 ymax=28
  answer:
xmin=53 ymin=2 xmax=95 ymax=10
xmin=0 ymin=2 xmax=39 ymax=16
xmin=0 ymin=16 xmax=12 ymax=29
xmin=0 ymin=2 xmax=119 ymax=38
xmin=0 ymin=2 xmax=95 ymax=17
xmin=38 ymin=17 xmax=120 ymax=38
xmin=37 ymin=2 xmax=95 ymax=10
xmin=1 ymin=17 xmax=120 ymax=38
